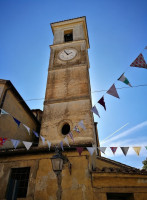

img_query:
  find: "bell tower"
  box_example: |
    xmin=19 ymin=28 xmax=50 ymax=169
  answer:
xmin=40 ymin=17 xmax=98 ymax=147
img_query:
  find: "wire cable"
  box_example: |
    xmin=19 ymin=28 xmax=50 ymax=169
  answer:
xmin=18 ymin=84 xmax=147 ymax=102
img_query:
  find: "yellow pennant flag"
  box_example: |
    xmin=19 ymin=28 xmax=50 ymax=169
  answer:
xmin=133 ymin=147 xmax=141 ymax=156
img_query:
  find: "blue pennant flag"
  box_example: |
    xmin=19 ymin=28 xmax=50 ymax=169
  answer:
xmin=11 ymin=139 xmax=20 ymax=149
xmin=33 ymin=130 xmax=39 ymax=137
xmin=60 ymin=141 xmax=64 ymax=151
xmin=13 ymin=117 xmax=21 ymax=127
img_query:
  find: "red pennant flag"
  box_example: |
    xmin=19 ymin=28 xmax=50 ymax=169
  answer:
xmin=76 ymin=147 xmax=84 ymax=156
xmin=0 ymin=138 xmax=7 ymax=145
xmin=110 ymin=147 xmax=117 ymax=154
xmin=130 ymin=53 xmax=147 ymax=69
xmin=98 ymin=96 xmax=106 ymax=110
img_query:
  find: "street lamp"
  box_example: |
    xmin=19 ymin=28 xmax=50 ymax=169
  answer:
xmin=51 ymin=149 xmax=67 ymax=200
xmin=51 ymin=151 xmax=64 ymax=172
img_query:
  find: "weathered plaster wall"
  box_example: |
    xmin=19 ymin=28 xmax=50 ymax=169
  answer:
xmin=92 ymin=173 xmax=147 ymax=188
xmin=0 ymin=157 xmax=39 ymax=199
xmin=41 ymin=99 xmax=94 ymax=146
xmin=134 ymin=193 xmax=147 ymax=200
xmin=0 ymin=88 xmax=39 ymax=149
xmin=45 ymin=65 xmax=89 ymax=101
xmin=0 ymin=152 xmax=147 ymax=200
xmin=0 ymin=151 xmax=93 ymax=200
xmin=0 ymin=83 xmax=5 ymax=100
xmin=53 ymin=22 xmax=84 ymax=45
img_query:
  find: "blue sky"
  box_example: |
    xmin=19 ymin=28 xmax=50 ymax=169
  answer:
xmin=0 ymin=0 xmax=147 ymax=168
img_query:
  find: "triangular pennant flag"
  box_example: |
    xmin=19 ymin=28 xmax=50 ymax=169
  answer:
xmin=76 ymin=147 xmax=84 ymax=156
xmin=47 ymin=140 xmax=51 ymax=150
xmin=98 ymin=147 xmax=107 ymax=154
xmin=60 ymin=141 xmax=64 ymax=151
xmin=64 ymin=136 xmax=70 ymax=147
xmin=78 ymin=120 xmax=86 ymax=130
xmin=68 ymin=131 xmax=74 ymax=142
xmin=118 ymin=73 xmax=132 ymax=87
xmin=40 ymin=136 xmax=45 ymax=145
xmin=133 ymin=147 xmax=141 ymax=156
xmin=98 ymin=96 xmax=106 ymax=110
xmin=23 ymin=141 xmax=32 ymax=150
xmin=0 ymin=138 xmax=7 ymax=145
xmin=130 ymin=53 xmax=147 ymax=69
xmin=33 ymin=130 xmax=39 ymax=138
xmin=73 ymin=126 xmax=80 ymax=133
xmin=0 ymin=109 xmax=9 ymax=115
xmin=91 ymin=106 xmax=100 ymax=117
xmin=13 ymin=117 xmax=21 ymax=127
xmin=86 ymin=147 xmax=95 ymax=155
xmin=107 ymin=84 xmax=120 ymax=99
xmin=120 ymin=147 xmax=129 ymax=156
xmin=110 ymin=147 xmax=118 ymax=154
xmin=23 ymin=124 xmax=30 ymax=134
xmin=23 ymin=124 xmax=30 ymax=135
xmin=11 ymin=139 xmax=20 ymax=149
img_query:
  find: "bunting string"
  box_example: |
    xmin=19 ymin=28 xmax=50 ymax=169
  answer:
xmin=91 ymin=46 xmax=147 ymax=118
xmin=0 ymin=46 xmax=147 ymax=156
xmin=0 ymin=108 xmax=86 ymax=151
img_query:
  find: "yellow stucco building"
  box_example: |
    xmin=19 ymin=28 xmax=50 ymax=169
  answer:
xmin=0 ymin=17 xmax=147 ymax=200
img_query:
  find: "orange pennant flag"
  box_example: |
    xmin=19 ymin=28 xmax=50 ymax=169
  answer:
xmin=133 ymin=147 xmax=141 ymax=156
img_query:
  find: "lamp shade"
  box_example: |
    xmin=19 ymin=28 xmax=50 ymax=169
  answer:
xmin=51 ymin=156 xmax=64 ymax=172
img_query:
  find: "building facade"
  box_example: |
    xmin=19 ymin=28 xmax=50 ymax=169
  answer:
xmin=0 ymin=17 xmax=147 ymax=200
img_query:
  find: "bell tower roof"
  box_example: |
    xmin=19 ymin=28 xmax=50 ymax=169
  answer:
xmin=50 ymin=16 xmax=90 ymax=49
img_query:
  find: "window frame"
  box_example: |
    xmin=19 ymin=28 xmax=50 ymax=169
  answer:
xmin=6 ymin=167 xmax=30 ymax=199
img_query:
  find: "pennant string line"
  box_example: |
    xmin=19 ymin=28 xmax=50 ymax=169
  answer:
xmin=92 ymin=84 xmax=147 ymax=93
xmin=0 ymin=84 xmax=146 ymax=104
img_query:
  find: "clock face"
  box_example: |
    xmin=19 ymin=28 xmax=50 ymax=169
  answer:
xmin=58 ymin=48 xmax=77 ymax=61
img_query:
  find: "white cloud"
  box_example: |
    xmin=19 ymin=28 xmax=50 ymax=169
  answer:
xmin=102 ymin=121 xmax=147 ymax=145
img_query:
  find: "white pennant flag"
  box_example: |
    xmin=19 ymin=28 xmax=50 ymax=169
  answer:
xmin=23 ymin=124 xmax=30 ymax=135
xmin=0 ymin=109 xmax=9 ymax=115
xmin=11 ymin=139 xmax=20 ymax=149
xmin=40 ymin=136 xmax=45 ymax=145
xmin=64 ymin=136 xmax=70 ymax=147
xmin=78 ymin=120 xmax=86 ymax=130
xmin=47 ymin=140 xmax=51 ymax=150
xmin=118 ymin=73 xmax=132 ymax=87
xmin=86 ymin=147 xmax=95 ymax=155
xmin=23 ymin=141 xmax=32 ymax=150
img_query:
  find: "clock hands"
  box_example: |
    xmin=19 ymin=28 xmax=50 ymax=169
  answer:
xmin=64 ymin=50 xmax=68 ymax=55
xmin=64 ymin=50 xmax=72 ymax=55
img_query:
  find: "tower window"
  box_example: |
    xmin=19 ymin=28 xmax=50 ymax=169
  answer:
xmin=64 ymin=30 xmax=73 ymax=42
xmin=6 ymin=167 xmax=30 ymax=199
xmin=61 ymin=123 xmax=70 ymax=135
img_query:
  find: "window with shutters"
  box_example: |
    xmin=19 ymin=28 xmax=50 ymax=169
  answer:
xmin=6 ymin=167 xmax=30 ymax=199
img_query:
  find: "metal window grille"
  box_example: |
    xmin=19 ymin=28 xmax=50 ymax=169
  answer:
xmin=6 ymin=167 xmax=30 ymax=200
